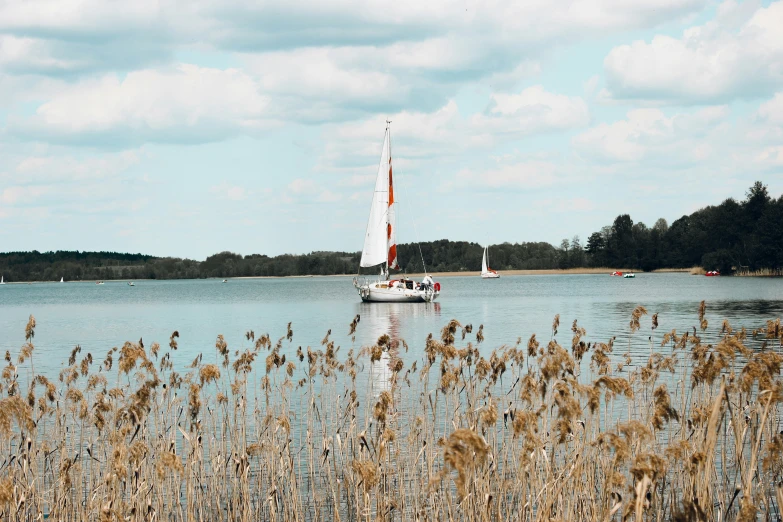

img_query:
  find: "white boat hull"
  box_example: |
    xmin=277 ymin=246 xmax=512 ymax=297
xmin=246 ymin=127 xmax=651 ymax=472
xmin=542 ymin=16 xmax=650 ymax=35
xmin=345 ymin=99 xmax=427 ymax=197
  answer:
xmin=354 ymin=279 xmax=439 ymax=303
xmin=481 ymin=271 xmax=500 ymax=279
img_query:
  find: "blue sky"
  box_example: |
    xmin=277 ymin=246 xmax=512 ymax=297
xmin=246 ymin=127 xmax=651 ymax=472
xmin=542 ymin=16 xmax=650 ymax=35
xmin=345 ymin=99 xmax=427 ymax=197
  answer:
xmin=1 ymin=0 xmax=781 ymax=259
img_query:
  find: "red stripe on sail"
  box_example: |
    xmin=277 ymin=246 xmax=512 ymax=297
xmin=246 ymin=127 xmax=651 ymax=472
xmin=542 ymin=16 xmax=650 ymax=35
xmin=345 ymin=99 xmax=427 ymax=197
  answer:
xmin=388 ymin=244 xmax=398 ymax=269
xmin=387 ymin=154 xmax=398 ymax=269
xmin=388 ymin=159 xmax=394 ymax=206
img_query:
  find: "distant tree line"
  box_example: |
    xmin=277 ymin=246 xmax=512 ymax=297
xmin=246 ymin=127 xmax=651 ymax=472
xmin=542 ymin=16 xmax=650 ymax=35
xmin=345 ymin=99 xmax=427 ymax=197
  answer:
xmin=0 ymin=182 xmax=779 ymax=281
xmin=575 ymin=181 xmax=782 ymax=273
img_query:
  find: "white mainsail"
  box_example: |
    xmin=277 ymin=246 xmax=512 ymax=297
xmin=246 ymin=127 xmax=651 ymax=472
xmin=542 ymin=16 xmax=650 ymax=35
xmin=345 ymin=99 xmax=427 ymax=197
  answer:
xmin=482 ymin=247 xmax=488 ymax=274
xmin=359 ymin=124 xmax=398 ymax=270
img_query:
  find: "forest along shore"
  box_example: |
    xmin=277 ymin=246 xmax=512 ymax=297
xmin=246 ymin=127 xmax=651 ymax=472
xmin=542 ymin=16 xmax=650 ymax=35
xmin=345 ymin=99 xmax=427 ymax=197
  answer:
xmin=1 ymin=181 xmax=780 ymax=282
xmin=0 ymin=268 xmax=704 ymax=283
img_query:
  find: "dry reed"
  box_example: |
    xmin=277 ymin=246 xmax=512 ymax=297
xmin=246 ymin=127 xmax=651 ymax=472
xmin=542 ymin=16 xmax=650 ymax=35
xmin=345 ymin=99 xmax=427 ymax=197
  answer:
xmin=1 ymin=304 xmax=782 ymax=521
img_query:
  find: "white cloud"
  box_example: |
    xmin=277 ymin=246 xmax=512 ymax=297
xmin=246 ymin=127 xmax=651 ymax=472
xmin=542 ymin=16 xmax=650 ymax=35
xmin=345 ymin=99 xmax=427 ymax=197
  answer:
xmin=0 ymin=145 xmax=149 ymax=228
xmin=285 ymin=178 xmax=342 ymax=203
xmin=0 ymin=0 xmax=167 ymax=35
xmin=583 ymin=75 xmax=600 ymax=97
xmin=241 ymin=42 xmax=539 ymax=121
xmin=757 ymin=92 xmax=783 ymax=125
xmin=455 ymin=160 xmax=559 ymax=190
xmin=322 ymin=87 xmax=588 ymax=175
xmin=210 ymin=182 xmax=248 ymax=201
xmin=319 ymin=101 xmax=467 ymax=173
xmin=0 ymin=0 xmax=711 ymax=120
xmin=755 ymin=146 xmax=783 ymax=167
xmin=0 ymin=185 xmax=50 ymax=205
xmin=473 ymin=86 xmax=590 ymax=136
xmin=287 ymin=178 xmax=312 ymax=195
xmin=10 ymin=151 xmax=141 ymax=184
xmin=533 ymin=197 xmax=595 ymax=213
xmin=316 ymin=190 xmax=341 ymax=203
xmin=0 ymin=0 xmax=175 ymax=77
xmin=573 ymin=106 xmax=730 ymax=164
xmin=603 ymin=0 xmax=783 ymax=103
xmin=0 ymin=35 xmax=76 ymax=74
xmin=485 ymin=61 xmax=542 ymax=91
xmin=244 ymin=47 xmax=407 ymax=121
xmin=0 ymin=0 xmax=709 ymax=74
xmin=202 ymin=0 xmax=710 ymax=50
xmin=8 ymin=64 xmax=270 ymax=146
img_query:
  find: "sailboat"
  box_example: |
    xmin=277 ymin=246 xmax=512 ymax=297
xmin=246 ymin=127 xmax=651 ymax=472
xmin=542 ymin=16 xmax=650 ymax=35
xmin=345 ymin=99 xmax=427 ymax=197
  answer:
xmin=353 ymin=122 xmax=439 ymax=303
xmin=60 ymin=277 xmax=64 ymax=283
xmin=481 ymin=246 xmax=500 ymax=278
xmin=0 ymin=276 xmax=5 ymax=285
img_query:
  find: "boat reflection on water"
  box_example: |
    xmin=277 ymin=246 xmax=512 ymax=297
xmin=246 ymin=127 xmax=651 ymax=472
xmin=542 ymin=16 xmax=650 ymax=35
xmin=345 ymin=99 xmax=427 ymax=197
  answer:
xmin=359 ymin=301 xmax=441 ymax=395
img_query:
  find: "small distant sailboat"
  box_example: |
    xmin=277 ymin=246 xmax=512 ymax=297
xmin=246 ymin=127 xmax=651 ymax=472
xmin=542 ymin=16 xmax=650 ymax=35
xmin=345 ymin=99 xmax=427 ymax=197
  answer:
xmin=128 ymin=281 xmax=135 ymax=286
xmin=222 ymin=279 xmax=228 ymax=283
xmin=96 ymin=281 xmax=104 ymax=285
xmin=0 ymin=276 xmax=5 ymax=285
xmin=481 ymin=246 xmax=500 ymax=279
xmin=60 ymin=277 xmax=64 ymax=283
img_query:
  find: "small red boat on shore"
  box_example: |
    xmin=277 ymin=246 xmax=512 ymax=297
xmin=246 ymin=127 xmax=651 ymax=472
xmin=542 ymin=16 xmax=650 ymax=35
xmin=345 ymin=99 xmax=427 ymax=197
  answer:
xmin=611 ymin=271 xmax=622 ymax=277
xmin=705 ymin=270 xmax=720 ymax=277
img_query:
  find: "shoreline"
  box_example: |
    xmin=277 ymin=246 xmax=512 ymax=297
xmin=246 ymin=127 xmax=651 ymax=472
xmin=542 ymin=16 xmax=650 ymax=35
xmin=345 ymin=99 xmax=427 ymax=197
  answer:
xmin=3 ymin=266 xmax=777 ymax=283
xmin=0 ymin=268 xmax=690 ymax=285
xmin=402 ymin=268 xmax=645 ymax=278
xmin=2 ymin=267 xmax=686 ymax=284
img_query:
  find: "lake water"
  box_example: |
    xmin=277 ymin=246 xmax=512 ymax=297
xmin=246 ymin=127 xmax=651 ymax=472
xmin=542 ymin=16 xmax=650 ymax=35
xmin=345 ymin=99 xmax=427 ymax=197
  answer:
xmin=1 ymin=273 xmax=782 ymax=380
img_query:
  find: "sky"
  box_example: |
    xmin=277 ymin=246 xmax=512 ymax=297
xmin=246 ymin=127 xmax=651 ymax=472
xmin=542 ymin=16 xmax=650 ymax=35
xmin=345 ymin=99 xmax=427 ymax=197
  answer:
xmin=0 ymin=0 xmax=782 ymax=260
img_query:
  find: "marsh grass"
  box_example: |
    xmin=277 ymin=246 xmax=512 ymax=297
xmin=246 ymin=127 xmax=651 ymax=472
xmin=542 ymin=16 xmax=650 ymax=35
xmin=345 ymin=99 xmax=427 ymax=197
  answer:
xmin=734 ymin=268 xmax=783 ymax=277
xmin=1 ymin=307 xmax=783 ymax=521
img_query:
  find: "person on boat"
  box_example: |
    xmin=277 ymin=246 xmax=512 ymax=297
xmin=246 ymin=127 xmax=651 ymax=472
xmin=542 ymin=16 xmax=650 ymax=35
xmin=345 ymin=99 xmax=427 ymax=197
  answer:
xmin=422 ymin=274 xmax=434 ymax=288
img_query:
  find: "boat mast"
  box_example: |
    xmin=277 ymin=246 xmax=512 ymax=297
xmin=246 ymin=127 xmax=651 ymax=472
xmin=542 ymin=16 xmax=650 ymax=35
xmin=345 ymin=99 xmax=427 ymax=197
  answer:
xmin=385 ymin=120 xmax=391 ymax=280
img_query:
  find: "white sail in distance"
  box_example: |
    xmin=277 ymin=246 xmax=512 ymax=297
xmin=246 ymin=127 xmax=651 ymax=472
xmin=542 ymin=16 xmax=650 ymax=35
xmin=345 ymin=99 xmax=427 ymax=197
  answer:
xmin=482 ymin=247 xmax=488 ymax=274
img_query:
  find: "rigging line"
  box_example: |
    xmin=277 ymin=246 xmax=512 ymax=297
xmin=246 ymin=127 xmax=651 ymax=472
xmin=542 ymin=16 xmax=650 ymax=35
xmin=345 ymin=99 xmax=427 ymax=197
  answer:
xmin=392 ymin=132 xmax=427 ymax=276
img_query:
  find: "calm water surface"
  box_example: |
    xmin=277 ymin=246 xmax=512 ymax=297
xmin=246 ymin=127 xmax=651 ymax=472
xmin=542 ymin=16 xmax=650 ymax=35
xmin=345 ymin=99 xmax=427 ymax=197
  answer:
xmin=1 ymin=273 xmax=782 ymax=379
